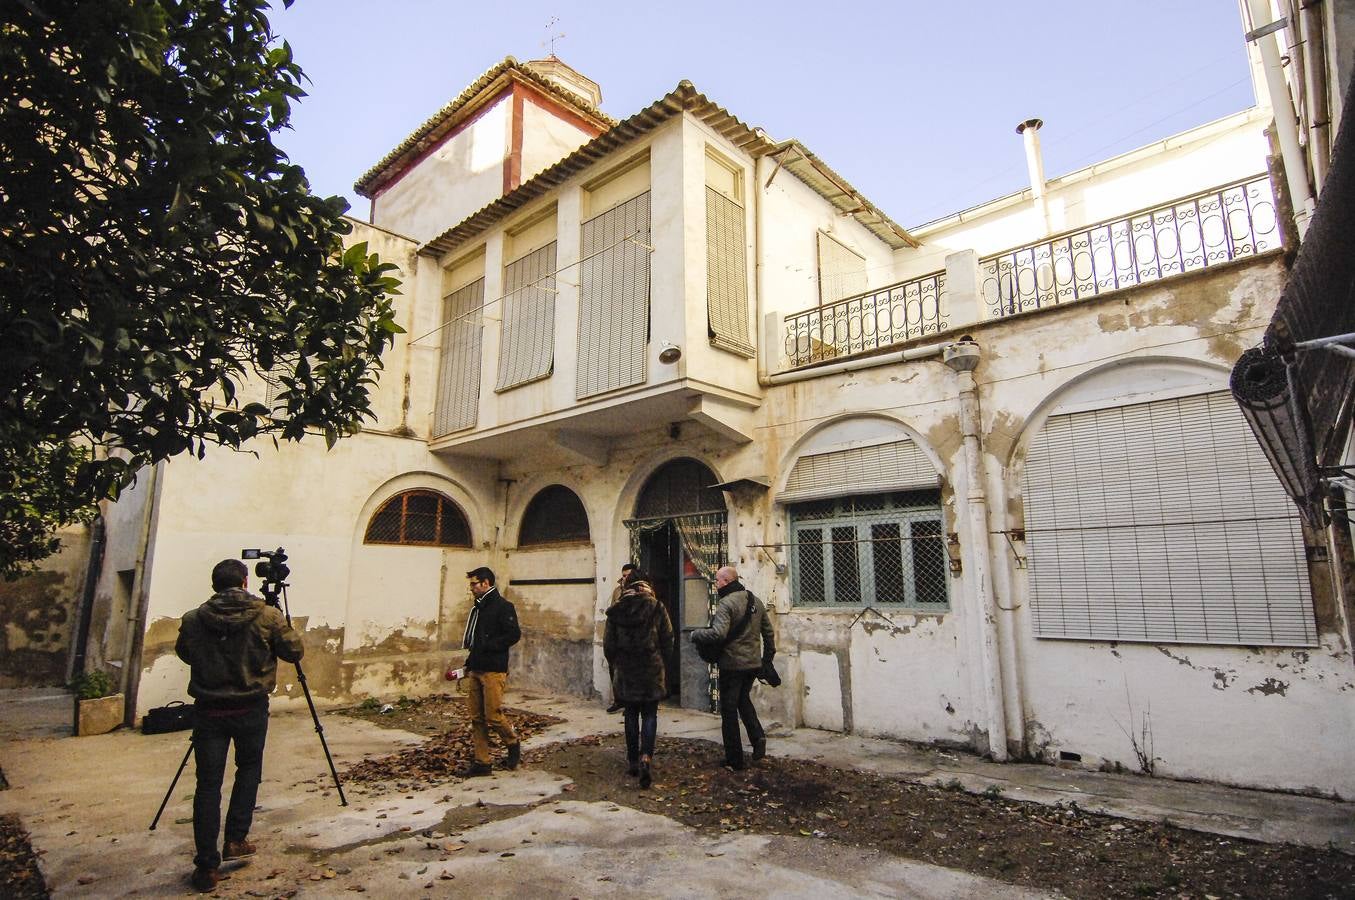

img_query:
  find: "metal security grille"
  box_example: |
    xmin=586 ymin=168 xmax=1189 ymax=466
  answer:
xmin=433 ymin=278 xmax=484 ymax=436
xmin=789 ymin=491 xmax=948 ymax=608
xmin=496 ymin=242 xmax=557 ymax=391
xmin=705 ymin=186 xmax=753 ymax=356
xmin=1023 ymin=391 xmax=1316 ymax=646
xmin=519 ymin=484 xmax=591 ymax=545
xmin=782 ymin=439 xmax=939 ymax=504
xmin=818 ymin=232 xmax=867 ymax=305
xmin=577 ymin=192 xmax=650 ymax=399
xmin=364 ymin=490 xmax=472 ymax=547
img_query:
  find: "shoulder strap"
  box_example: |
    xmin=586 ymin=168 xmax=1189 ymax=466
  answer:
xmin=722 ymin=593 xmax=757 ymax=648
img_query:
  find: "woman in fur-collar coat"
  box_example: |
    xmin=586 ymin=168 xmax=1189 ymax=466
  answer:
xmin=603 ymin=574 xmax=673 ymax=788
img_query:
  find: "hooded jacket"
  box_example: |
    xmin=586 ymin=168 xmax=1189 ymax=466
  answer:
xmin=175 ymin=587 xmax=304 ymax=707
xmin=603 ymin=583 xmax=674 ymax=704
xmin=691 ymin=580 xmax=774 ymax=672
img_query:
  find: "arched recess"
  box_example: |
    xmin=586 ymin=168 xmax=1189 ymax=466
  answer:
xmin=518 ymin=485 xmax=591 ymax=546
xmin=344 ymin=473 xmax=484 ymax=655
xmin=776 ymin=415 xmax=949 ymax=610
xmin=1009 ymin=356 xmax=1315 ymax=647
xmin=620 ymin=455 xmax=728 ymax=710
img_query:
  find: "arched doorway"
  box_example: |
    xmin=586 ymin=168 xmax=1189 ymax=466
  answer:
xmin=625 ymin=458 xmax=727 ymax=710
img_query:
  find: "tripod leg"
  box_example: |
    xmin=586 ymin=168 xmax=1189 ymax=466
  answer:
xmin=149 ymin=738 xmax=194 ymax=831
xmin=293 ymin=661 xmax=348 ymax=807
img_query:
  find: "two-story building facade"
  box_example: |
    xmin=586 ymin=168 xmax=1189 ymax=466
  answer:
xmin=85 ymin=51 xmax=1355 ymax=797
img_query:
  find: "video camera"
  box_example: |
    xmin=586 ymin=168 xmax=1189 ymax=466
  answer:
xmin=241 ymin=547 xmax=289 ymax=605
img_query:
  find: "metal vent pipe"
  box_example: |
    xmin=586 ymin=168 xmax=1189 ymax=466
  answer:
xmin=1016 ymin=118 xmax=1052 ymax=234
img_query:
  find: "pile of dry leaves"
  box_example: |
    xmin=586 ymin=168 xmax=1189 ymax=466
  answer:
xmin=0 ymin=816 xmax=48 ymax=900
xmin=340 ymin=694 xmax=562 ymax=783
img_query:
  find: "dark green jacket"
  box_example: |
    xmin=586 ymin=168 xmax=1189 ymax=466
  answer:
xmin=175 ymin=588 xmax=304 ymax=707
xmin=692 ymin=583 xmax=774 ymax=672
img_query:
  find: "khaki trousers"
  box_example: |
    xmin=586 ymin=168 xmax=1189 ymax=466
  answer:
xmin=465 ymin=670 xmax=517 ymax=765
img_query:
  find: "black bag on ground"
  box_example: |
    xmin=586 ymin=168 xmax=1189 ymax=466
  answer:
xmin=142 ymin=700 xmax=194 ymax=734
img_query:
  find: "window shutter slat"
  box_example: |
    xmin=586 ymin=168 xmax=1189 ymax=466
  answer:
xmin=433 ymin=278 xmax=483 ymax=436
xmin=1023 ymin=391 xmax=1315 ymax=647
xmin=496 ymin=242 xmax=557 ymax=391
xmin=577 ymin=192 xmax=650 ymax=399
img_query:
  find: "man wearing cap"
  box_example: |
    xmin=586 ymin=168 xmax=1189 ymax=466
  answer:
xmin=452 ymin=566 xmax=522 ymax=776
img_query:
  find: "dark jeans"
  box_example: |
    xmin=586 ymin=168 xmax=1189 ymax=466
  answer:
xmin=623 ymin=700 xmax=659 ymax=760
xmin=717 ymin=669 xmax=764 ymax=766
xmin=191 ymin=704 xmax=269 ymax=869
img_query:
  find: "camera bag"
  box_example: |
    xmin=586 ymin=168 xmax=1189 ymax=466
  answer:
xmin=142 ymin=700 xmax=194 ymax=734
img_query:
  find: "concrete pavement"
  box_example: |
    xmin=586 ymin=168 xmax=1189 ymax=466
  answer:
xmin=1 ymin=686 xmax=1350 ymax=898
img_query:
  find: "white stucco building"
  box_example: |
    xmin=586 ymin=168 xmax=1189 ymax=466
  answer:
xmin=76 ymin=26 xmax=1355 ymax=799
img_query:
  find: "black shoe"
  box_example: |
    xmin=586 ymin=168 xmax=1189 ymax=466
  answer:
xmin=465 ymin=762 xmax=493 ymax=777
xmin=752 ymin=738 xmax=767 ymax=761
xmin=505 ymin=743 xmax=521 ymax=770
xmin=721 ymin=759 xmax=746 ymax=772
xmin=639 ymin=758 xmax=652 ymax=789
xmin=606 ymin=700 xmax=624 ymax=713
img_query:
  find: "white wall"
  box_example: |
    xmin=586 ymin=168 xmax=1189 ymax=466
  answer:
xmin=373 ymin=95 xmax=510 ymax=244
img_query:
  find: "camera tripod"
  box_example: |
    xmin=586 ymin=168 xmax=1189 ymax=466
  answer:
xmin=150 ymin=566 xmax=346 ymax=831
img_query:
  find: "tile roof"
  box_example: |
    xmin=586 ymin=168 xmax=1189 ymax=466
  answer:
xmin=419 ymin=81 xmax=917 ymax=257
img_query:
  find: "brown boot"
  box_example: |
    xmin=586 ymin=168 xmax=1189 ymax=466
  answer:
xmin=191 ymin=866 xmax=220 ymax=892
xmin=222 ymin=838 xmax=256 ymax=860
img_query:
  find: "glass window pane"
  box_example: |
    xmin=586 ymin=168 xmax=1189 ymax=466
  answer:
xmin=404 ymin=512 xmax=437 ymax=543
xmin=796 ymin=527 xmax=825 ymax=604
xmin=871 ymin=522 xmax=904 ymax=603
xmin=831 ymin=525 xmax=861 ymax=604
xmin=911 ymin=519 xmax=948 ymax=605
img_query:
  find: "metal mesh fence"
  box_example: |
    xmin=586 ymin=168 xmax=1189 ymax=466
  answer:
xmin=789 ymin=492 xmax=949 ymax=608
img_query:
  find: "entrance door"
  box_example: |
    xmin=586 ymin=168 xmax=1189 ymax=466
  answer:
xmin=627 ymin=458 xmax=728 ymax=710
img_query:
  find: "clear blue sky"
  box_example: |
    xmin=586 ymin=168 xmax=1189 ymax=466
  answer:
xmin=269 ymin=0 xmax=1257 ymax=229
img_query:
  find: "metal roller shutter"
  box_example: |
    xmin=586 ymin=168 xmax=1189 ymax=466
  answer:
xmin=496 ymin=242 xmax=556 ymax=391
xmin=1022 ymin=391 xmax=1316 ymax=646
xmin=781 ymin=438 xmax=939 ymax=504
xmin=433 ymin=278 xmax=483 ymax=436
xmin=577 ymin=192 xmax=650 ymax=399
xmin=705 ymin=186 xmax=753 ymax=356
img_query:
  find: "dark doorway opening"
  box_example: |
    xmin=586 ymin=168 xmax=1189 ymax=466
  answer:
xmin=637 ymin=521 xmax=682 ymax=700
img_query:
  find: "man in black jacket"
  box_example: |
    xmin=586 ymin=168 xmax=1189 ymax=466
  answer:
xmin=175 ymin=559 xmax=304 ymax=892
xmin=453 ymin=566 xmax=522 ymax=776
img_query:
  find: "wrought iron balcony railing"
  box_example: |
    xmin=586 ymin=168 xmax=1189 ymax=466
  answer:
xmin=779 ymin=175 xmax=1279 ymax=370
xmin=784 ymin=271 xmax=947 ymax=367
xmin=980 ymin=174 xmax=1278 ymax=317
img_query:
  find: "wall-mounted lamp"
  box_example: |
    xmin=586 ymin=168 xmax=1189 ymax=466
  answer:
xmin=945 ymin=532 xmax=963 ymax=574
xmin=658 ymin=343 xmax=682 ymax=364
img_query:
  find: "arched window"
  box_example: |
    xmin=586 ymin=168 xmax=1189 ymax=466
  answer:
xmin=364 ymin=490 xmax=471 ymax=547
xmin=634 ymin=458 xmax=726 ymax=518
xmin=518 ymin=485 xmax=590 ymax=546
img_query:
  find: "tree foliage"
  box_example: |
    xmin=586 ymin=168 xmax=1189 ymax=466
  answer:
xmin=0 ymin=0 xmax=403 ymax=579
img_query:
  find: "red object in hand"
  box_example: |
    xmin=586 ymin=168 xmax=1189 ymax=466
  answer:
xmin=445 ymin=667 xmax=463 ymax=681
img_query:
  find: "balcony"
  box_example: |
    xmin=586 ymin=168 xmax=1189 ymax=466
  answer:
xmin=780 ymin=175 xmax=1280 ymax=369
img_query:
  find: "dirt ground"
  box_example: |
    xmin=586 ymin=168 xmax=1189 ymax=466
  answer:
xmin=3 ymin=695 xmax=1352 ymax=899
xmin=339 ymin=694 xmax=1355 ymax=900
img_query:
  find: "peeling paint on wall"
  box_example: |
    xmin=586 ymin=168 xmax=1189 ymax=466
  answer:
xmin=0 ymin=570 xmax=75 ymax=688
xmin=1246 ymin=677 xmax=1289 ymax=697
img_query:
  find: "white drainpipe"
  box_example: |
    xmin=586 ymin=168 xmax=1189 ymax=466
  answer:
xmin=943 ymin=340 xmax=1009 ymax=761
xmin=760 ymin=340 xmax=950 ymax=386
xmin=1017 ymin=119 xmax=1053 ymax=235
xmin=1245 ymin=0 xmax=1315 ymax=236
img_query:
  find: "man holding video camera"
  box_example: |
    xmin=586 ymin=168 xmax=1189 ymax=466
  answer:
xmin=448 ymin=566 xmax=522 ymax=776
xmin=175 ymin=558 xmax=304 ymax=892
